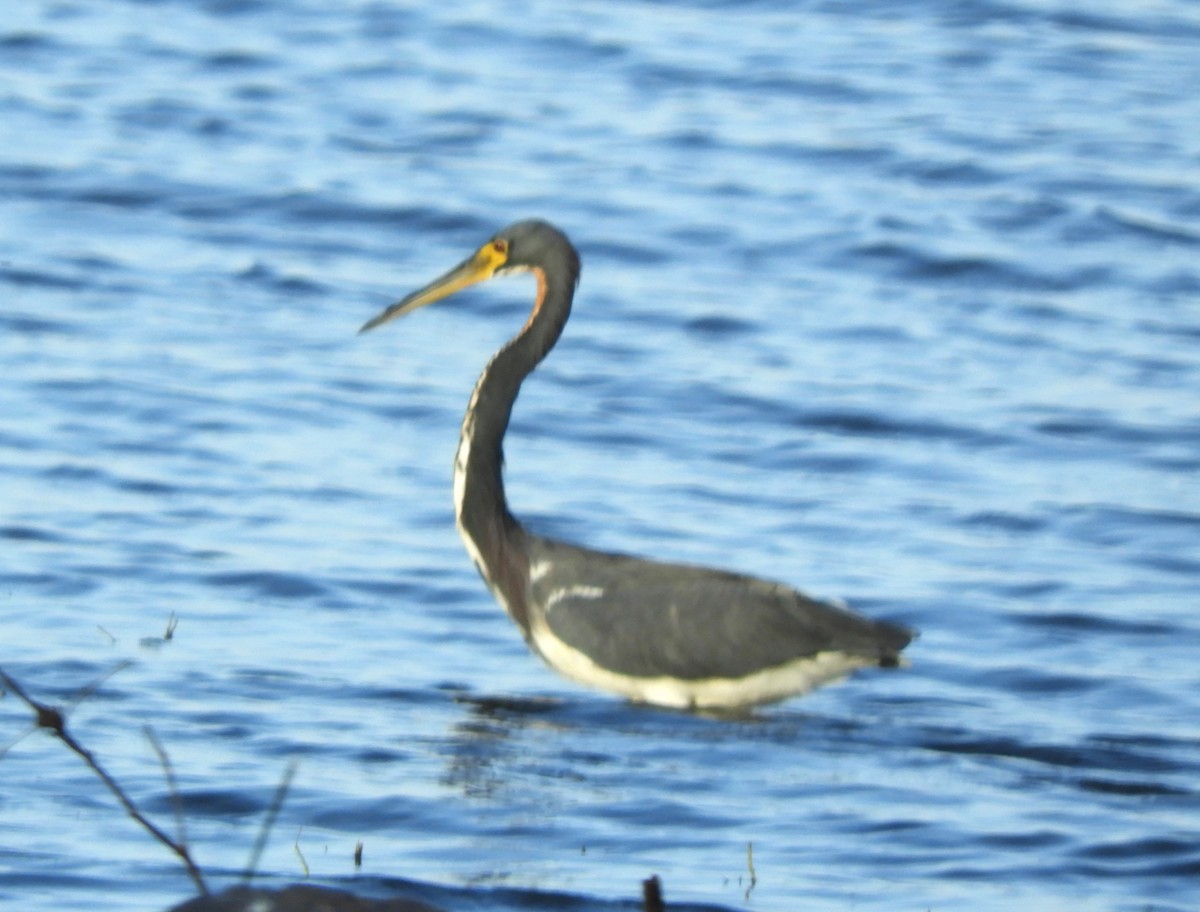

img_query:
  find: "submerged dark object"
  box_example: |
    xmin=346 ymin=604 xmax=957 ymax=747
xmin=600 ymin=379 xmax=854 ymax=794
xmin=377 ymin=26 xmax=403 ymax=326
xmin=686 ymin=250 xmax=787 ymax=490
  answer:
xmin=168 ymin=885 xmax=440 ymax=912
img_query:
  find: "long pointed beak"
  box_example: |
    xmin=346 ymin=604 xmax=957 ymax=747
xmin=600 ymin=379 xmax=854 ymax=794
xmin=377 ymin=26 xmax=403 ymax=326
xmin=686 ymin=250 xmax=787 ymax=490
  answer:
xmin=359 ymin=244 xmax=506 ymax=334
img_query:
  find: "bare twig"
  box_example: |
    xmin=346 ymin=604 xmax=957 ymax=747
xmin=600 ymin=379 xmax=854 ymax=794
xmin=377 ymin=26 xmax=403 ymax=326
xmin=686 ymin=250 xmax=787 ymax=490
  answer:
xmin=66 ymin=659 xmax=134 ymax=712
xmin=145 ymin=726 xmax=189 ymax=852
xmin=739 ymin=840 xmax=758 ymax=907
xmin=745 ymin=841 xmax=757 ymax=901
xmin=295 ymin=827 xmax=311 ymax=877
xmin=1 ymin=660 xmax=132 ymax=759
xmin=241 ymin=760 xmax=298 ymax=885
xmin=0 ymin=717 xmax=36 ymax=759
xmin=0 ymin=664 xmax=208 ymax=895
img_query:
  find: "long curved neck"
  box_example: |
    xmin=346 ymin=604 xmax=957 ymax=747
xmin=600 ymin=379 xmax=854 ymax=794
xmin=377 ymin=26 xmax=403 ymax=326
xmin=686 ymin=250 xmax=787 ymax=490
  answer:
xmin=454 ymin=266 xmax=574 ymax=632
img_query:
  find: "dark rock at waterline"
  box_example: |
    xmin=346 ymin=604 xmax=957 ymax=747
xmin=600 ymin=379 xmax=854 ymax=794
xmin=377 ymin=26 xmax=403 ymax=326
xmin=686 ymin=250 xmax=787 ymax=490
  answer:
xmin=167 ymin=884 xmax=443 ymax=912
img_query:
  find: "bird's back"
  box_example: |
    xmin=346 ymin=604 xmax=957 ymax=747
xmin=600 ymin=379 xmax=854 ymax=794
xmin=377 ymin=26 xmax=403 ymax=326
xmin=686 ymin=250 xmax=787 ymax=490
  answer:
xmin=521 ymin=534 xmax=912 ymax=708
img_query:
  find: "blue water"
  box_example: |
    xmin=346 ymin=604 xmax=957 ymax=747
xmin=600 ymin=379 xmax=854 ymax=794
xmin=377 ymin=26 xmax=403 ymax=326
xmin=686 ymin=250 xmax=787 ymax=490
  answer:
xmin=2 ymin=2 xmax=1199 ymax=910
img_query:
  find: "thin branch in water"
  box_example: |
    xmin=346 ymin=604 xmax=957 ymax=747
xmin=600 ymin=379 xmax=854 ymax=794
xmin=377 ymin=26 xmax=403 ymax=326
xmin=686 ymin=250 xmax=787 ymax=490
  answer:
xmin=0 ymin=664 xmax=209 ymax=896
xmin=66 ymin=659 xmax=133 ymax=713
xmin=0 ymin=660 xmax=131 ymax=760
xmin=295 ymin=827 xmax=311 ymax=878
xmin=145 ymin=726 xmax=189 ymax=852
xmin=241 ymin=761 xmax=298 ymax=885
xmin=0 ymin=718 xmax=37 ymax=759
xmin=744 ymin=841 xmax=757 ymax=901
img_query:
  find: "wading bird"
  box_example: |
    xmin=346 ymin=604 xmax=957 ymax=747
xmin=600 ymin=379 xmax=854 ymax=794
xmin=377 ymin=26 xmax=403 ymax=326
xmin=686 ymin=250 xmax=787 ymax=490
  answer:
xmin=360 ymin=220 xmax=913 ymax=710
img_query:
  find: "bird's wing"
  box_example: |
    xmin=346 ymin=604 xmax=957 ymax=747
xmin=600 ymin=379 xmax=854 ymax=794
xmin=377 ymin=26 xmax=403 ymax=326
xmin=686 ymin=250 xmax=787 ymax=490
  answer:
xmin=530 ymin=541 xmax=908 ymax=681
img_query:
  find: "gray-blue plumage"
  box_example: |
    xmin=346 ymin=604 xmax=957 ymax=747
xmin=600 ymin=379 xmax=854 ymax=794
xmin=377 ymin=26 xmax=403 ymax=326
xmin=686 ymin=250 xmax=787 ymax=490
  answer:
xmin=361 ymin=219 xmax=914 ymax=709
xmin=528 ymin=535 xmax=907 ymax=681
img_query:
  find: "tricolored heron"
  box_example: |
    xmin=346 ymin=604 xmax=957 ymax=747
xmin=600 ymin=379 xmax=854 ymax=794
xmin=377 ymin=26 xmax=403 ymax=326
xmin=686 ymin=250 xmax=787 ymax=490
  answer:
xmin=360 ymin=220 xmax=913 ymax=709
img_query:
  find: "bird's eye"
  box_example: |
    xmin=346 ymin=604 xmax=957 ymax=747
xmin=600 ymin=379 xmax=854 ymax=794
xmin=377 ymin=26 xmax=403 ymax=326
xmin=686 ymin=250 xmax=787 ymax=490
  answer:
xmin=492 ymin=239 xmax=508 ymax=254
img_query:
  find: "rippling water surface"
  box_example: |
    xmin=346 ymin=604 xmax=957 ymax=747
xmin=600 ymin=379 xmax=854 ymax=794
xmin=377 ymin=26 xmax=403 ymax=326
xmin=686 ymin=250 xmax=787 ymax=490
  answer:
xmin=3 ymin=2 xmax=1199 ymax=911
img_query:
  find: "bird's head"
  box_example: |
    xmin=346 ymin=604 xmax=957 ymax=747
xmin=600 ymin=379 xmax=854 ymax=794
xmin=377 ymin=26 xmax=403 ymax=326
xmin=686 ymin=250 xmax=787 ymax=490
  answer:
xmin=360 ymin=219 xmax=579 ymax=334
